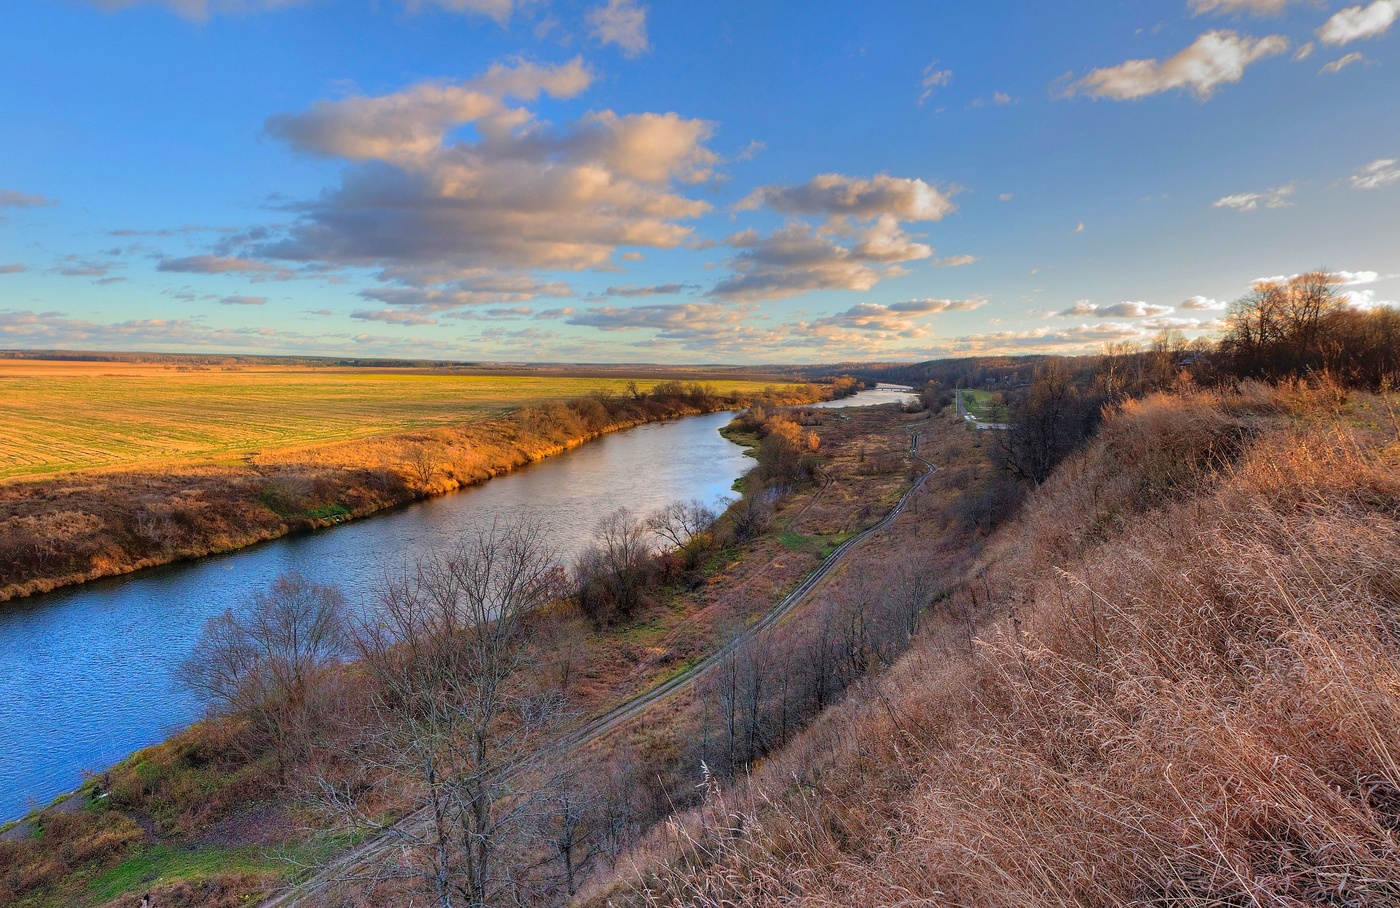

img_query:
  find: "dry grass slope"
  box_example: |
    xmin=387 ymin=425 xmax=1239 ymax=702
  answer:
xmin=608 ymin=386 xmax=1400 ymax=907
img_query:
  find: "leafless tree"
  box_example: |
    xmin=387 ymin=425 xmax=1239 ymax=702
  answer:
xmin=404 ymin=442 xmax=440 ymax=488
xmin=646 ymin=499 xmax=717 ymax=551
xmin=875 ymin=558 xmax=940 ymax=659
xmin=536 ymin=764 xmax=601 ymax=899
xmin=573 ymin=508 xmax=655 ymax=624
xmin=729 ymin=480 xmax=774 ymax=541
xmin=177 ymin=572 xmax=347 ymax=783
xmin=320 ymin=519 xmax=568 ymax=908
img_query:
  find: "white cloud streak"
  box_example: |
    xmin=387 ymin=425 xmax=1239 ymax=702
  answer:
xmin=1190 ymin=0 xmax=1302 ymax=14
xmin=1318 ymin=0 xmax=1400 ymax=45
xmin=1351 ymin=158 xmax=1400 ymax=189
xmin=736 ymin=174 xmax=956 ymax=221
xmin=1057 ymin=301 xmax=1174 ymax=318
xmin=1212 ymin=183 xmax=1295 ymax=209
xmin=1067 ymin=30 xmax=1289 ymax=100
xmin=1320 ymin=51 xmax=1370 ymax=72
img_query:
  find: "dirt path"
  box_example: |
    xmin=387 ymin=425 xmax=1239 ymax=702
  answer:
xmin=257 ymin=431 xmax=936 ymax=908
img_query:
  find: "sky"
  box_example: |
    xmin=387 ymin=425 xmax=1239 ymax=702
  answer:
xmin=0 ymin=0 xmax=1397 ymax=364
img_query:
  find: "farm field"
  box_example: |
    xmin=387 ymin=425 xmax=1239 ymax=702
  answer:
xmin=0 ymin=361 xmax=791 ymax=480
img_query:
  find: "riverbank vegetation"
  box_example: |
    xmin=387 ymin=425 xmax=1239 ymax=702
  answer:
xmin=0 ymin=365 xmax=825 ymax=602
xmin=2 ymin=400 xmax=976 ymax=908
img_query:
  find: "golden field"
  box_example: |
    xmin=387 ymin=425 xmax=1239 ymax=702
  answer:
xmin=0 ymin=361 xmax=792 ymax=480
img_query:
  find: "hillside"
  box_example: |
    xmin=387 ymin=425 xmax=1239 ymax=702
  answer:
xmin=596 ymin=383 xmax=1400 ymax=906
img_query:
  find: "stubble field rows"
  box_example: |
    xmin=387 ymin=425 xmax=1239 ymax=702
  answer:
xmin=0 ymin=361 xmax=785 ymax=480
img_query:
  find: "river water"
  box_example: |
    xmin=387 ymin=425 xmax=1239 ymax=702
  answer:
xmin=0 ymin=387 xmax=909 ymax=821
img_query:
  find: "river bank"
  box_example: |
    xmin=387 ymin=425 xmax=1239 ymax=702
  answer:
xmin=1 ymin=389 xmax=892 ymax=824
xmin=0 ymin=382 xmax=828 ymax=604
xmin=0 ymin=398 xmax=972 ymax=908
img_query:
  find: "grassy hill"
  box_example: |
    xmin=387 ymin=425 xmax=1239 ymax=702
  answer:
xmin=598 ymin=383 xmax=1400 ymax=906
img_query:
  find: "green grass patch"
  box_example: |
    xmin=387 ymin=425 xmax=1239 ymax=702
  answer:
xmin=777 ymin=529 xmax=856 ymax=559
xmin=305 ymin=503 xmax=352 ymax=521
xmin=615 ymin=613 xmax=668 ymax=646
xmin=719 ymin=423 xmax=761 ymax=457
xmin=81 ymin=832 xmax=361 ymax=907
xmin=87 ymin=845 xmax=277 ymax=903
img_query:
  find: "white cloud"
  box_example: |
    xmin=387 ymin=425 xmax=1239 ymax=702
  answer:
xmin=351 ymin=308 xmax=439 ymax=325
xmin=737 ymin=173 xmax=956 ymax=222
xmin=1342 ymin=288 xmax=1399 ymax=309
xmin=932 ymin=254 xmax=978 ymax=268
xmin=918 ymin=65 xmax=953 ymax=106
xmin=87 ymin=0 xmax=307 ymax=19
xmin=1190 ymin=0 xmax=1302 ymax=14
xmin=1057 ymin=301 xmax=1174 ymax=318
xmin=1318 ymin=0 xmax=1400 ymax=45
xmin=555 ymin=295 xmax=988 ymax=358
xmin=1067 ymin=30 xmax=1289 ymax=100
xmin=264 ymin=59 xmax=593 ymax=162
xmin=1180 ymin=295 xmax=1227 ymax=310
xmin=587 ymin=0 xmax=650 ymax=57
xmin=1293 ymin=41 xmax=1316 ymax=59
xmin=256 ymin=60 xmax=719 ymax=284
xmin=1212 ymin=183 xmax=1295 ymax=209
xmin=360 ymin=275 xmax=572 ymax=311
xmin=1320 ymin=51 xmax=1370 ymax=72
xmin=803 ymin=299 xmax=983 ymax=340
xmin=998 ymin=192 xmax=1014 ymax=202
xmin=709 ymin=218 xmax=932 ymax=302
xmin=603 ymin=283 xmax=699 ymax=297
xmin=87 ymin=0 xmax=530 ymax=24
xmin=1334 ymin=269 xmax=1385 ymax=284
xmin=1350 ymin=157 xmax=1400 ymax=189
xmin=713 ymin=172 xmax=959 ymax=301
xmin=565 ymin=302 xmax=765 ymax=349
xmin=0 ymin=308 xmax=340 ymax=354
xmin=157 ymin=254 xmax=298 ymax=280
xmin=407 ymin=0 xmax=526 ymax=26
xmin=1075 ymin=222 xmax=1086 ymax=233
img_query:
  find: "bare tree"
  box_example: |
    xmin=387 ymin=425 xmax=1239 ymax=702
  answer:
xmin=178 ymin=572 xmax=347 ymax=783
xmin=729 ymin=479 xmax=774 ymax=541
xmin=321 ymin=519 xmax=568 ymax=908
xmin=404 ymin=442 xmax=440 ymax=488
xmin=646 ymin=499 xmax=718 ymax=551
xmin=537 ymin=764 xmax=601 ymax=900
xmin=573 ymin=508 xmax=655 ymax=624
xmin=876 ymin=557 xmax=940 ymax=659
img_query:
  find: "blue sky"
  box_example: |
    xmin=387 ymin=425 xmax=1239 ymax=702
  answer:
xmin=1 ymin=0 xmax=1397 ymax=363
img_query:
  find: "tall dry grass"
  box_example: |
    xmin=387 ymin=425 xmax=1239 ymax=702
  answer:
xmin=604 ymin=387 xmax=1400 ymax=907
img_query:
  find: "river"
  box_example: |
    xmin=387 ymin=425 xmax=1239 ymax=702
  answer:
xmin=0 ymin=387 xmax=910 ymax=821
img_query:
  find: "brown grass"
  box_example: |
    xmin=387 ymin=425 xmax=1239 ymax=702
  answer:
xmin=602 ymin=386 xmax=1400 ymax=907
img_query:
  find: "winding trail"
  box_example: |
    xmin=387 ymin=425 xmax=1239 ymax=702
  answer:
xmin=258 ymin=430 xmax=936 ymax=907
